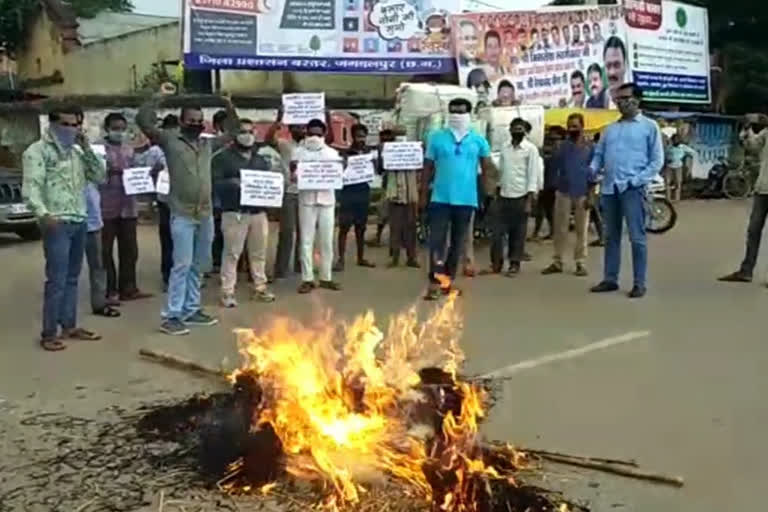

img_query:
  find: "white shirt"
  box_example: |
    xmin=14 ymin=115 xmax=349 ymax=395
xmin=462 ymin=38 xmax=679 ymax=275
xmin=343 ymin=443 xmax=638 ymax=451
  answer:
xmin=293 ymin=143 xmax=341 ymax=206
xmin=499 ymin=140 xmax=539 ymax=199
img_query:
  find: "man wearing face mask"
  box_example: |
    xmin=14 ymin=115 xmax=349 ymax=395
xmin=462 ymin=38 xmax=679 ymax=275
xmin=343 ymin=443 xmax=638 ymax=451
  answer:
xmin=589 ymin=83 xmax=663 ymax=299
xmin=335 ymin=123 xmax=376 ymax=271
xmin=99 ymin=112 xmax=153 ymax=303
xmin=486 ymin=118 xmax=539 ymax=277
xmin=542 ymin=113 xmax=594 ymax=277
xmin=137 ymin=93 xmax=238 ymax=336
xmin=212 ymin=118 xmax=276 ymax=307
xmin=719 ymin=113 xmax=768 ymax=284
xmin=267 ymin=115 xmax=305 ymax=280
xmin=292 ymin=118 xmax=343 ymax=294
xmin=421 ymin=98 xmax=495 ymax=299
xmin=23 ymin=104 xmax=107 ymax=351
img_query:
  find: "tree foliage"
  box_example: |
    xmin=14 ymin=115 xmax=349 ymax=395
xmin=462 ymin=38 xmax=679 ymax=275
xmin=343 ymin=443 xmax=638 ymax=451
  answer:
xmin=0 ymin=0 xmax=133 ymax=52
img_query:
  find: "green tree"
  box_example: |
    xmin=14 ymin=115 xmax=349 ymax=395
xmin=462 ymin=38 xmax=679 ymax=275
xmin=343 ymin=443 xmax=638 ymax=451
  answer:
xmin=0 ymin=0 xmax=134 ymax=52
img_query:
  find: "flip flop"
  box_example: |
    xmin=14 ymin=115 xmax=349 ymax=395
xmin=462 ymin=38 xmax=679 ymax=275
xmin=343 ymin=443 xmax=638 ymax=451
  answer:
xmin=62 ymin=328 xmax=102 ymax=341
xmin=94 ymin=306 xmax=121 ymax=318
xmin=40 ymin=337 xmax=66 ymax=352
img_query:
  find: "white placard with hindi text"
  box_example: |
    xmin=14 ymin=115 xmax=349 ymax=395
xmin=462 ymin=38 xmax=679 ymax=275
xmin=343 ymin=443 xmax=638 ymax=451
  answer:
xmin=156 ymin=170 xmax=170 ymax=195
xmin=343 ymin=153 xmax=376 ymax=186
xmin=297 ymin=160 xmax=343 ymax=190
xmin=382 ymin=142 xmax=423 ymax=170
xmin=240 ymin=169 xmax=284 ymax=208
xmin=122 ymin=167 xmax=155 ymax=195
xmin=282 ymin=93 xmax=325 ymax=125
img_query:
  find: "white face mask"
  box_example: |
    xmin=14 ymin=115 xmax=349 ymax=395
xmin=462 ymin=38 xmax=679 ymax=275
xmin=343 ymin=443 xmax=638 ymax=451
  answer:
xmin=304 ymin=135 xmax=324 ymax=150
xmin=448 ymin=113 xmax=471 ymax=137
xmin=236 ymin=133 xmax=255 ymax=148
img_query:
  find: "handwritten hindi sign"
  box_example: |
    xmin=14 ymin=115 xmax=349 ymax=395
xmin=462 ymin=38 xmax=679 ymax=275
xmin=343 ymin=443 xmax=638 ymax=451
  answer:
xmin=282 ymin=93 xmax=326 ymax=125
xmin=122 ymin=167 xmax=155 ymax=195
xmin=240 ymin=169 xmax=284 ymax=208
xmin=382 ymin=141 xmax=423 ymax=170
xmin=297 ymin=160 xmax=343 ymax=190
xmin=156 ymin=170 xmax=170 ymax=195
xmin=343 ymin=154 xmax=376 ymax=186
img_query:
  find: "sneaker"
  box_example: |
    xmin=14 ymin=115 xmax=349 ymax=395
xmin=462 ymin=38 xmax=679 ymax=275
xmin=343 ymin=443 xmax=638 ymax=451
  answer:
xmin=185 ymin=310 xmax=219 ymax=327
xmin=220 ymin=295 xmax=238 ymax=308
xmin=252 ymin=288 xmax=276 ymax=303
xmin=160 ymin=318 xmax=190 ymax=336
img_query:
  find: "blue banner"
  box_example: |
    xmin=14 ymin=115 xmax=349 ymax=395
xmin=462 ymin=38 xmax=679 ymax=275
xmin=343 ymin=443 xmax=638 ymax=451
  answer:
xmin=632 ymin=71 xmax=710 ymax=102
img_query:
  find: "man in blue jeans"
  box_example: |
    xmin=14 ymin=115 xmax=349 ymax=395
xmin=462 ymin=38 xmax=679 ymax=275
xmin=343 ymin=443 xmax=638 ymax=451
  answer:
xmin=420 ymin=98 xmax=495 ymax=300
xmin=589 ymin=83 xmax=664 ymax=298
xmin=137 ymin=92 xmax=238 ymax=335
xmin=22 ymin=104 xmax=107 ymax=351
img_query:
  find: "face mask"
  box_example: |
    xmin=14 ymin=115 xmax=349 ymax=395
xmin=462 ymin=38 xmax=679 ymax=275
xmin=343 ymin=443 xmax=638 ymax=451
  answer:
xmin=52 ymin=124 xmax=78 ymax=148
xmin=106 ymin=131 xmax=124 ymax=144
xmin=236 ymin=133 xmax=256 ymax=148
xmin=304 ymin=135 xmax=324 ymax=150
xmin=448 ymin=113 xmax=471 ymax=134
xmin=181 ymin=124 xmax=204 ymax=140
xmin=511 ymin=132 xmax=525 ymax=144
xmin=752 ymin=124 xmax=764 ymax=135
xmin=568 ymin=130 xmax=580 ymax=141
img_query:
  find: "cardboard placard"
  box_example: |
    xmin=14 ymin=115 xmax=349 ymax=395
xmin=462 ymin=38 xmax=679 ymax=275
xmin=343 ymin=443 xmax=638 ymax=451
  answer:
xmin=297 ymin=160 xmax=343 ymax=190
xmin=156 ymin=170 xmax=170 ymax=195
xmin=122 ymin=167 xmax=155 ymax=195
xmin=382 ymin=141 xmax=423 ymax=170
xmin=343 ymin=153 xmax=376 ymax=186
xmin=240 ymin=169 xmax=284 ymax=208
xmin=282 ymin=93 xmax=326 ymax=125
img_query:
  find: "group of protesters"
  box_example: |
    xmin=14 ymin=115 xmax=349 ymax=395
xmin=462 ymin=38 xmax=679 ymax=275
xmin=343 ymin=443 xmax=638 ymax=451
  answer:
xmin=34 ymin=81 xmax=768 ymax=351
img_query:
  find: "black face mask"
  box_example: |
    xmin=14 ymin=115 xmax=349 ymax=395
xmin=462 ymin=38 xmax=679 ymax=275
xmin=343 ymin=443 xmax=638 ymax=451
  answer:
xmin=568 ymin=130 xmax=581 ymax=140
xmin=182 ymin=124 xmax=204 ymax=139
xmin=511 ymin=132 xmax=524 ymax=144
xmin=752 ymin=124 xmax=765 ymax=135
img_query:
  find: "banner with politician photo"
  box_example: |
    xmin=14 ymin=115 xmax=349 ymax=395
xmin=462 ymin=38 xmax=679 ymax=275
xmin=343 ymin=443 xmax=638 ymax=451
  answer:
xmin=182 ymin=0 xmax=460 ymax=74
xmin=450 ymin=5 xmax=629 ymax=109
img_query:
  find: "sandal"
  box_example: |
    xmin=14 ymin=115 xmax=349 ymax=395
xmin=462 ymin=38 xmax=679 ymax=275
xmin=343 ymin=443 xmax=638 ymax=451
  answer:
xmin=61 ymin=328 xmax=102 ymax=341
xmin=298 ymin=281 xmax=315 ymax=294
xmin=94 ymin=306 xmax=121 ymax=318
xmin=40 ymin=337 xmax=66 ymax=352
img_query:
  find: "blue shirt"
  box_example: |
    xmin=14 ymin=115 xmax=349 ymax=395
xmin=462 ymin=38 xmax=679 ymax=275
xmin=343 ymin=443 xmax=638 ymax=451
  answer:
xmin=84 ymin=183 xmax=103 ymax=233
xmin=555 ymin=140 xmax=595 ymax=198
xmin=425 ymin=128 xmax=490 ymax=207
xmin=665 ymin=143 xmax=696 ymax=169
xmin=590 ymin=114 xmax=664 ymax=195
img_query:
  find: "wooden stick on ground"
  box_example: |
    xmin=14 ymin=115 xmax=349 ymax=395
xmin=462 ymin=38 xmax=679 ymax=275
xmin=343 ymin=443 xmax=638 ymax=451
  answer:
xmin=520 ymin=448 xmax=639 ymax=467
xmin=531 ymin=453 xmax=684 ymax=488
xmin=139 ymin=348 xmax=228 ymax=379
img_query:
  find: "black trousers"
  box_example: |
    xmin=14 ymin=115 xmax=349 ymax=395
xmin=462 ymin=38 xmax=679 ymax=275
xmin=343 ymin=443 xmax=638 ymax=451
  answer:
xmin=534 ymin=188 xmax=556 ymax=236
xmin=212 ymin=209 xmax=223 ymax=269
xmin=102 ymin=217 xmax=138 ymax=297
xmin=157 ymin=202 xmax=173 ymax=285
xmin=490 ymin=197 xmax=528 ymax=270
xmin=740 ymin=194 xmax=768 ymax=277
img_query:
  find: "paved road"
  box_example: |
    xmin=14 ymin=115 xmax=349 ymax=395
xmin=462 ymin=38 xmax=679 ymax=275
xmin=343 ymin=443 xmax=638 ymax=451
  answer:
xmin=0 ymin=199 xmax=766 ymax=511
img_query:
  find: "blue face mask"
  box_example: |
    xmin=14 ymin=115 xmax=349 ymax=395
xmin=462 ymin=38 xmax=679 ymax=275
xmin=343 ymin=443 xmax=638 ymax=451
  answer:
xmin=51 ymin=124 xmax=77 ymax=148
xmin=106 ymin=130 xmax=125 ymax=145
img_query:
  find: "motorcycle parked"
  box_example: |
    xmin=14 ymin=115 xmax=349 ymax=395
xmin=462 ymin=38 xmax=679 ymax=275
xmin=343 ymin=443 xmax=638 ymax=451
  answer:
xmin=646 ymin=175 xmax=677 ymax=234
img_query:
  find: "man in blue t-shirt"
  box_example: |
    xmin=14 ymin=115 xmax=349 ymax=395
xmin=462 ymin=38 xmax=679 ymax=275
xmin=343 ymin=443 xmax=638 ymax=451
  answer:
xmin=421 ymin=98 xmax=494 ymax=300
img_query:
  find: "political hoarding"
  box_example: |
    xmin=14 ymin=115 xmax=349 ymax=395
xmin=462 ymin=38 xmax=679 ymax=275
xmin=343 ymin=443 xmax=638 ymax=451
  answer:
xmin=625 ymin=0 xmax=711 ymax=103
xmin=451 ymin=5 xmax=629 ymax=109
xmin=182 ymin=0 xmax=460 ymax=74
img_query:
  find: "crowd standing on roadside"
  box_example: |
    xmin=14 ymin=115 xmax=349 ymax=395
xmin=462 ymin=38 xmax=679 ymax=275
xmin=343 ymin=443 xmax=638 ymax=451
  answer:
xmin=21 ymin=82 xmax=768 ymax=351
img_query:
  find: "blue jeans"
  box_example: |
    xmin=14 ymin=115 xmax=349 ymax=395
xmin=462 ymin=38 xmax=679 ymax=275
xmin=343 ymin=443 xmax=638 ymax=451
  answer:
xmin=601 ymin=187 xmax=647 ymax=288
xmin=42 ymin=221 xmax=87 ymax=338
xmin=163 ymin=214 xmax=214 ymax=321
xmin=428 ymin=203 xmax=474 ymax=284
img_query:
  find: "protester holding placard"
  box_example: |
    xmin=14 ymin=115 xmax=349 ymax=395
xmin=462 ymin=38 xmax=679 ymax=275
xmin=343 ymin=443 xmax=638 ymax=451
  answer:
xmin=292 ymin=119 xmax=343 ymax=294
xmin=335 ymin=124 xmax=376 ymax=272
xmin=381 ymin=129 xmax=420 ymax=269
xmin=212 ymin=118 xmax=276 ymax=308
xmin=421 ymin=98 xmax=495 ymax=300
xmin=22 ymin=103 xmax=107 ymax=351
xmin=136 ymin=92 xmax=239 ymax=336
xmin=100 ymin=113 xmax=153 ymax=303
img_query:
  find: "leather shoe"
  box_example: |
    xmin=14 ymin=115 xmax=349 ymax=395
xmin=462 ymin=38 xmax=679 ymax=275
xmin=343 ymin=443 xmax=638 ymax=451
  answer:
xmin=590 ymin=281 xmax=619 ymax=293
xmin=628 ymin=286 xmax=647 ymax=299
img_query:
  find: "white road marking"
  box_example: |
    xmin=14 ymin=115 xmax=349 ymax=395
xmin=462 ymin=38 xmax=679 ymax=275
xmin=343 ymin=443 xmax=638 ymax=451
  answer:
xmin=479 ymin=330 xmax=652 ymax=379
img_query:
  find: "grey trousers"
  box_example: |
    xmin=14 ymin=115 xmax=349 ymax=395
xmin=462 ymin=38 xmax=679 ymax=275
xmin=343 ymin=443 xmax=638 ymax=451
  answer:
xmin=740 ymin=194 xmax=768 ymax=277
xmin=274 ymin=193 xmax=300 ymax=278
xmin=85 ymin=230 xmax=107 ymax=312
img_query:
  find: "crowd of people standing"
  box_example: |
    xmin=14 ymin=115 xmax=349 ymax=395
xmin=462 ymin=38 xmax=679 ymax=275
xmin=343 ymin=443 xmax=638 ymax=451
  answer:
xmin=24 ymin=81 xmax=731 ymax=351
